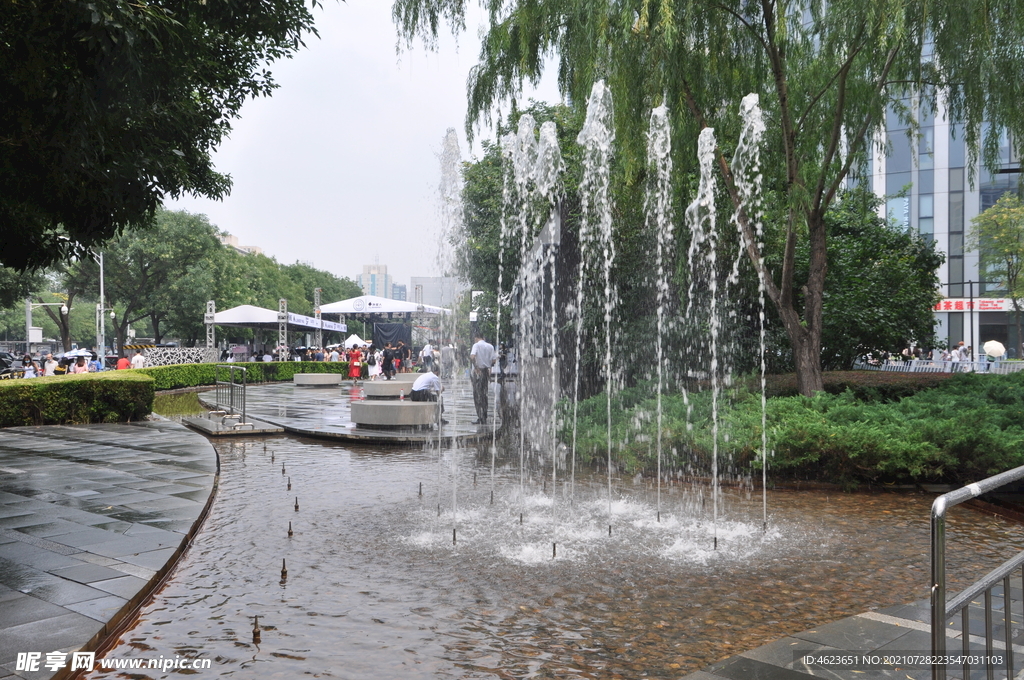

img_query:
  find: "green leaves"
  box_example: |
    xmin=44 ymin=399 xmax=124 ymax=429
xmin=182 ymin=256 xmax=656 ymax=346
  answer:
xmin=0 ymin=0 xmax=317 ymax=270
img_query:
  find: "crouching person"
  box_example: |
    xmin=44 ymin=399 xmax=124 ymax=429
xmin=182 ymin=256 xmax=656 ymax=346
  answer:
xmin=410 ymin=367 xmax=448 ymax=425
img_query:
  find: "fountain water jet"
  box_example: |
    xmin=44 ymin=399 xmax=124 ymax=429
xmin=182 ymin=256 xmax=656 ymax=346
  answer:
xmin=576 ymin=80 xmax=616 ymax=531
xmin=684 ymin=127 xmax=720 ymax=547
xmin=729 ymin=94 xmax=769 ymax=529
xmin=646 ymin=104 xmax=673 ymax=524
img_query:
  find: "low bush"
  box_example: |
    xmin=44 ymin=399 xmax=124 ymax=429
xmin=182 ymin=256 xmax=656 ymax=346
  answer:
xmin=138 ymin=361 xmax=355 ymax=390
xmin=0 ymin=372 xmax=154 ymax=427
xmin=563 ymin=371 xmax=1024 ymax=488
xmin=762 ymin=371 xmax=954 ymax=400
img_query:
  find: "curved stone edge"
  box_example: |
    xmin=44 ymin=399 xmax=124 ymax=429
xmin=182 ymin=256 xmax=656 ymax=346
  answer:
xmin=56 ymin=429 xmax=221 ymax=680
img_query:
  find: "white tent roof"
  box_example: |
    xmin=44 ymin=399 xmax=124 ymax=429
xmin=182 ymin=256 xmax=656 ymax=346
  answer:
xmin=320 ymin=295 xmax=448 ymax=316
xmin=212 ymin=304 xmax=346 ymax=332
xmin=343 ymin=333 xmax=365 ymax=348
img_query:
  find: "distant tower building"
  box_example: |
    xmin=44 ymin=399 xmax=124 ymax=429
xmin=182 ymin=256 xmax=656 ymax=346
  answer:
xmin=409 ymin=276 xmax=467 ymax=307
xmin=357 ymin=264 xmax=393 ymax=299
xmin=219 ymin=233 xmax=263 ymax=256
xmin=392 ymin=283 xmax=407 ymax=301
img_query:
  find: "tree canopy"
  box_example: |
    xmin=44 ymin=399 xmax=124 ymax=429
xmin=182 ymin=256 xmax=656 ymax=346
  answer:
xmin=395 ymin=0 xmax=1024 ymax=394
xmin=969 ymin=192 xmax=1024 ymax=357
xmin=1 ymin=0 xmax=319 ymax=270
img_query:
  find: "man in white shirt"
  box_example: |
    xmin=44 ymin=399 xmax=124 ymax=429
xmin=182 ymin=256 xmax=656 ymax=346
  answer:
xmin=410 ymin=367 xmax=447 ymax=425
xmin=43 ymin=352 xmax=58 ymax=376
xmin=130 ymin=350 xmax=146 ymax=369
xmin=469 ymin=334 xmax=496 ymax=425
xmin=262 ymin=352 xmax=273 ymax=362
xmin=419 ymin=341 xmax=434 ymax=371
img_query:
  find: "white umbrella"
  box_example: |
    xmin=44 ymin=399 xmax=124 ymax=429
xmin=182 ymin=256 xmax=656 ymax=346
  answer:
xmin=984 ymin=340 xmax=1006 ymax=358
xmin=61 ymin=348 xmax=95 ymax=358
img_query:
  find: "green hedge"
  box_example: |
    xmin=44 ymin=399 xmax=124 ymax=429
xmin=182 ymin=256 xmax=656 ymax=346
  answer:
xmin=563 ymin=371 xmax=1024 ymax=488
xmin=0 ymin=372 xmax=154 ymax=427
xmin=138 ymin=361 xmax=359 ymax=390
xmin=762 ymin=370 xmax=954 ymax=401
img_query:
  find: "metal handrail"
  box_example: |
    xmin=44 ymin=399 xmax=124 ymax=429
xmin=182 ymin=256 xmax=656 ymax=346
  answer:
xmin=214 ymin=365 xmax=247 ymax=426
xmin=931 ymin=464 xmax=1024 ymax=679
xmin=856 ymin=359 xmax=1024 ymax=374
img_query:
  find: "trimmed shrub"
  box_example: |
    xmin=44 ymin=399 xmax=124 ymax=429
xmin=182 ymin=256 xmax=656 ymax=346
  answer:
xmin=562 ymin=371 xmax=1024 ymax=488
xmin=0 ymin=372 xmax=154 ymax=427
xmin=762 ymin=371 xmax=954 ymax=401
xmin=138 ymin=361 xmax=354 ymax=390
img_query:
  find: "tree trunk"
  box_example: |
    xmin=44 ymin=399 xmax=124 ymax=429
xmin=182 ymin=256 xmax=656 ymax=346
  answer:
xmin=151 ymin=314 xmax=163 ymax=344
xmin=772 ymin=209 xmax=828 ymax=396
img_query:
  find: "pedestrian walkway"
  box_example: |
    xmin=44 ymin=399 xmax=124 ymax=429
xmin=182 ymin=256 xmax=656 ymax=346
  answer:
xmin=683 ymin=595 xmax=1024 ymax=680
xmin=0 ymin=422 xmax=217 ymax=680
xmin=213 ymin=377 xmax=511 ymax=444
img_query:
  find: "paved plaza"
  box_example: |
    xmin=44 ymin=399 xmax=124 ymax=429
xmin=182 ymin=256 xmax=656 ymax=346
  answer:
xmin=0 ymin=422 xmax=216 ymax=680
xmin=683 ymin=597 xmax=1024 ymax=679
xmin=192 ymin=376 xmax=510 ymax=444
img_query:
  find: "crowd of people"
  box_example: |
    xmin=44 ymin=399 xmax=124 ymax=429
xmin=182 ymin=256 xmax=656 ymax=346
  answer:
xmin=14 ymin=348 xmax=147 ymax=377
xmin=865 ymin=340 xmax=1008 ymax=366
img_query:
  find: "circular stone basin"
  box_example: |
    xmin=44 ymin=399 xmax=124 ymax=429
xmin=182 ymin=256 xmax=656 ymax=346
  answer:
xmin=293 ymin=373 xmax=342 ymax=386
xmin=361 ymin=381 xmax=411 ymax=399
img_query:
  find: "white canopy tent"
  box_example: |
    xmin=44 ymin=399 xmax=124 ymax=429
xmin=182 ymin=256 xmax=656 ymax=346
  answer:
xmin=211 ymin=304 xmax=346 ymax=332
xmin=342 ymin=333 xmax=365 ymax=348
xmin=319 ymin=295 xmax=448 ymax=317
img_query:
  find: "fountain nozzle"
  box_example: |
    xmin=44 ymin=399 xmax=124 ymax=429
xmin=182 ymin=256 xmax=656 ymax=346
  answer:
xmin=281 ymin=558 xmax=288 ymax=580
xmin=294 ymin=497 xmax=299 ymax=511
xmin=288 ymin=521 xmax=293 ymax=538
xmin=252 ymin=615 xmax=261 ymax=644
xmin=287 ymin=476 xmax=291 ymax=490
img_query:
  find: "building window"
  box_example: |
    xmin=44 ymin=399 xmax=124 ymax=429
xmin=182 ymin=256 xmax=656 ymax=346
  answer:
xmin=948 ymin=167 xmax=964 ymax=297
xmin=918 ymin=193 xmax=934 ymax=243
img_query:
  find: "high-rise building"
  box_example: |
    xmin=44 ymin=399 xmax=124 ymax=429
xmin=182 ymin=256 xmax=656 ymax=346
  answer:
xmin=409 ymin=276 xmax=466 ymax=308
xmin=357 ymin=264 xmax=393 ymax=299
xmin=392 ymin=283 xmax=407 ymax=301
xmin=872 ymin=106 xmax=1019 ymax=353
xmin=219 ymin=233 xmax=263 ymax=256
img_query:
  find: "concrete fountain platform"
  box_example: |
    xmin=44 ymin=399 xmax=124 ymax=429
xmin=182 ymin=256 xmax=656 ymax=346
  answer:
xmin=210 ymin=378 xmax=506 ymax=445
xmin=0 ymin=421 xmax=217 ymax=679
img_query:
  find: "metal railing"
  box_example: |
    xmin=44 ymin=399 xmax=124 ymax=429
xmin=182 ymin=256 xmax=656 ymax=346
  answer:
xmin=856 ymin=359 xmax=1024 ymax=375
xmin=931 ymin=465 xmax=1024 ymax=679
xmin=213 ymin=365 xmax=250 ymax=429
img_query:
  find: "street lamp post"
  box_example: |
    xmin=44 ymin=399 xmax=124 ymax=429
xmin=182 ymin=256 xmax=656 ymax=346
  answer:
xmin=24 ymin=299 xmax=68 ymax=355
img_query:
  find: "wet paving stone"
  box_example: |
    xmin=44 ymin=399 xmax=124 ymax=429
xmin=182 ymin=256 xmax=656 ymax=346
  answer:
xmin=0 ymin=421 xmax=216 ymax=678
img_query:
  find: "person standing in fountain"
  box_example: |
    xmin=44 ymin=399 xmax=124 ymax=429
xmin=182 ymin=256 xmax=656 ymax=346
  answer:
xmin=470 ymin=334 xmax=496 ymax=425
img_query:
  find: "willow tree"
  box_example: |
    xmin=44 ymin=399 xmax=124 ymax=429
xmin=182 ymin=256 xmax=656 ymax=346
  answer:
xmin=394 ymin=0 xmax=1024 ymax=395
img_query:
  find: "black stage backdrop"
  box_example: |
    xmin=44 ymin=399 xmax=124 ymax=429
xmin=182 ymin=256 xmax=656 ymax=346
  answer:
xmin=372 ymin=323 xmax=411 ymax=349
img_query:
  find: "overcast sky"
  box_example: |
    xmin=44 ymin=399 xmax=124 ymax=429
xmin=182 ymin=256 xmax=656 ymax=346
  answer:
xmin=165 ymin=0 xmax=560 ymax=295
